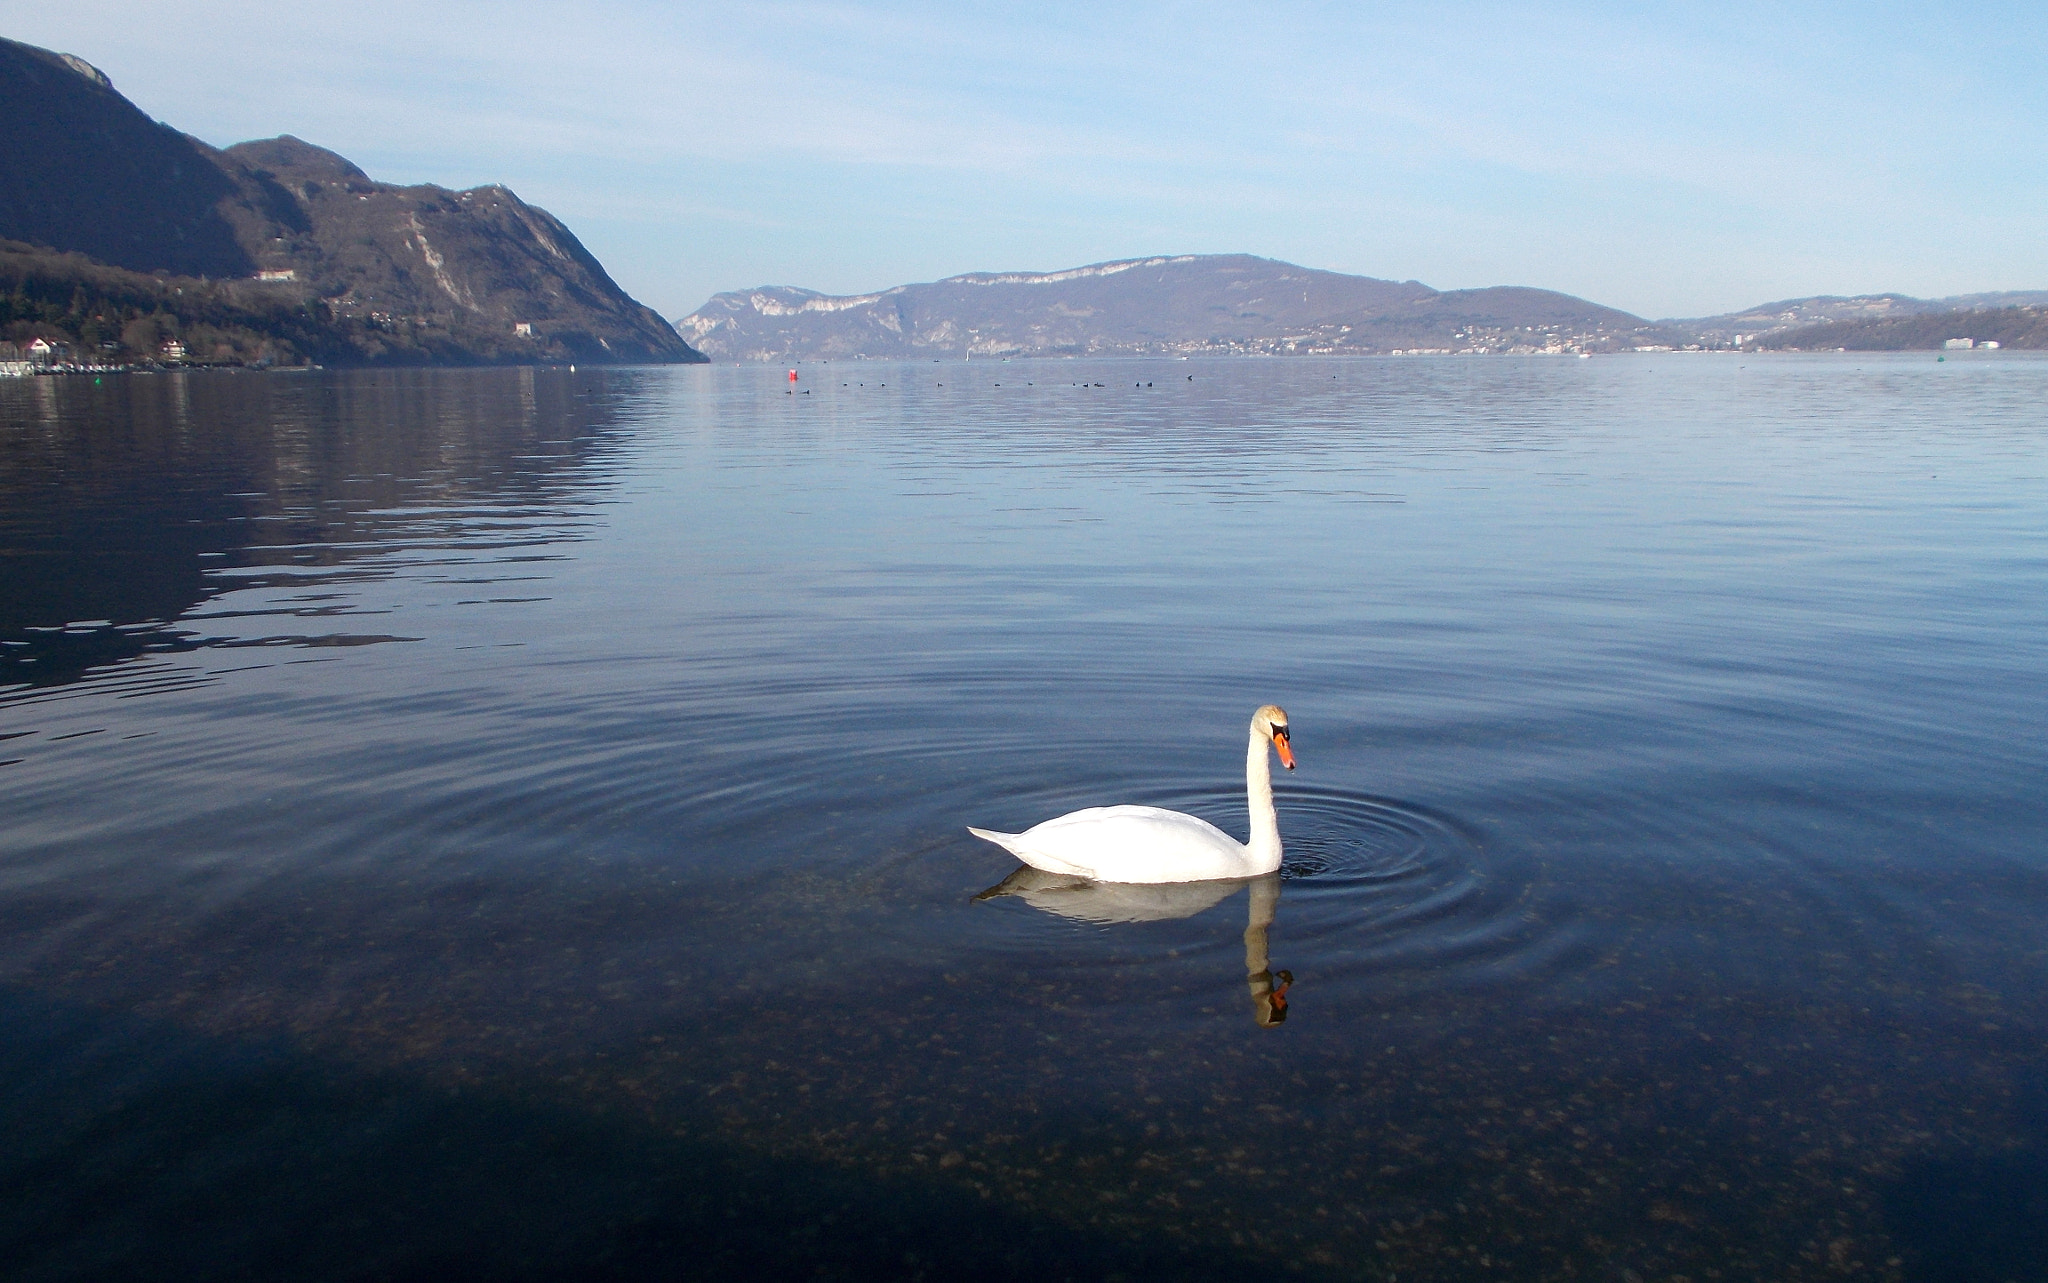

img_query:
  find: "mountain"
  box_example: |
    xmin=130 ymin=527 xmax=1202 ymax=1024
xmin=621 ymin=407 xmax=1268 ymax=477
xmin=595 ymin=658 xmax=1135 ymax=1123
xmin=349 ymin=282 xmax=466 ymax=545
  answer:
xmin=676 ymin=255 xmax=1684 ymax=360
xmin=0 ymin=37 xmax=702 ymax=366
xmin=1672 ymin=291 xmax=2048 ymax=344
xmin=1758 ymin=306 xmax=2048 ymax=352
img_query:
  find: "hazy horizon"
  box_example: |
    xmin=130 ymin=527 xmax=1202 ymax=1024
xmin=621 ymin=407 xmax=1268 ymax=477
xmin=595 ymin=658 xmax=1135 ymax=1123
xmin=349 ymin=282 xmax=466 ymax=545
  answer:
xmin=12 ymin=3 xmax=2046 ymax=321
xmin=664 ymin=252 xmax=2048 ymax=325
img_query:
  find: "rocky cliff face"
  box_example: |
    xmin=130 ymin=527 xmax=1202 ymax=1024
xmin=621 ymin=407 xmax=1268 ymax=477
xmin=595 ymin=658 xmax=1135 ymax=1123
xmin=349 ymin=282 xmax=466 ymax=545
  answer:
xmin=215 ymin=136 xmax=698 ymax=363
xmin=0 ymin=37 xmax=702 ymax=365
xmin=677 ymin=254 xmax=1677 ymax=359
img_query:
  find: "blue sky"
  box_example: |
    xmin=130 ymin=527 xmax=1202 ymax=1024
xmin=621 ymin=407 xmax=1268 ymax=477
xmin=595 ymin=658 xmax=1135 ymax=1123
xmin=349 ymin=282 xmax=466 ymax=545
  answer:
xmin=11 ymin=2 xmax=2046 ymax=319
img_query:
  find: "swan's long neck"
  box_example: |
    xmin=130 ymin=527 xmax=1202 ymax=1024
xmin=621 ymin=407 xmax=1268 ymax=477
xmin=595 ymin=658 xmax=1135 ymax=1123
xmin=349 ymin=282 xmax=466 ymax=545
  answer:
xmin=1245 ymin=728 xmax=1281 ymax=871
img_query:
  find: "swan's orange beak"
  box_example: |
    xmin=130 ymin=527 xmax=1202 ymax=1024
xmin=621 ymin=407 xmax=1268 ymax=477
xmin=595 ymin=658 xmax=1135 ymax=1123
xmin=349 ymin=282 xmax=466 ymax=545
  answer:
xmin=1273 ymin=729 xmax=1295 ymax=770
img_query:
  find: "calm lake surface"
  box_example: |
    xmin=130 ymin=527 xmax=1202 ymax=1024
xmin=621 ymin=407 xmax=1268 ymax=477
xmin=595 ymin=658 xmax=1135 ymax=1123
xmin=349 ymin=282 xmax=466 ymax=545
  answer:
xmin=3 ymin=355 xmax=2045 ymax=1281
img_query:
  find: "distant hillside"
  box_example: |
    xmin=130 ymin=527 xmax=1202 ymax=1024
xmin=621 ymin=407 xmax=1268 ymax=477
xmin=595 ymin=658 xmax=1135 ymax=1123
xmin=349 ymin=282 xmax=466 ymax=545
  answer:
xmin=2 ymin=240 xmax=340 ymax=367
xmin=0 ymin=37 xmax=702 ymax=366
xmin=676 ymin=255 xmax=1682 ymax=360
xmin=1675 ymin=291 xmax=2048 ymax=344
xmin=0 ymin=239 xmax=672 ymax=368
xmin=1762 ymin=307 xmax=2048 ymax=352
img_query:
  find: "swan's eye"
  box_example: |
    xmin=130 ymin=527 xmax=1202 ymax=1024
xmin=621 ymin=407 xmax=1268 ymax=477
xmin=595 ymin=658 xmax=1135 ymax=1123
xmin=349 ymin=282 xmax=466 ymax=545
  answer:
xmin=1273 ymin=726 xmax=1289 ymax=740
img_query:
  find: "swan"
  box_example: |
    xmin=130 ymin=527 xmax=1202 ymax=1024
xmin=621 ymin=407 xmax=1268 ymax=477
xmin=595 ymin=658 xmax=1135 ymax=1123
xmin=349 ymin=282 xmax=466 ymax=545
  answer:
xmin=968 ymin=705 xmax=1294 ymax=883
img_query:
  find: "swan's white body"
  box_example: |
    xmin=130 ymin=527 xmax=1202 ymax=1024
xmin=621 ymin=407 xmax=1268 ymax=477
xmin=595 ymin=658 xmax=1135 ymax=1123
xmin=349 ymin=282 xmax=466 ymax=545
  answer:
xmin=968 ymin=705 xmax=1292 ymax=884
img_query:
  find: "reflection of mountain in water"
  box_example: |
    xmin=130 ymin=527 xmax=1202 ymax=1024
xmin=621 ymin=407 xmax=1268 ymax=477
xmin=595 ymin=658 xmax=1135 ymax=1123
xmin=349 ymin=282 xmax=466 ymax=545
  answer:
xmin=0 ymin=368 xmax=638 ymax=689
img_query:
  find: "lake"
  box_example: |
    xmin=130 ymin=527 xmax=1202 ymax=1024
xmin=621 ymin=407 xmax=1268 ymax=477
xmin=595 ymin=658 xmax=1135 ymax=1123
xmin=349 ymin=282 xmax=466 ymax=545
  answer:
xmin=3 ymin=355 xmax=2045 ymax=1281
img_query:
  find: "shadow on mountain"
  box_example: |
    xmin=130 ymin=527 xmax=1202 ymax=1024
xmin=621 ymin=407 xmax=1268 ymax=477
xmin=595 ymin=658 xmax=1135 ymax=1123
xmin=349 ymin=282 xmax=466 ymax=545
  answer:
xmin=0 ymin=984 xmax=1278 ymax=1283
xmin=1881 ymin=1079 xmax=2048 ymax=1283
xmin=0 ymin=39 xmax=253 ymax=278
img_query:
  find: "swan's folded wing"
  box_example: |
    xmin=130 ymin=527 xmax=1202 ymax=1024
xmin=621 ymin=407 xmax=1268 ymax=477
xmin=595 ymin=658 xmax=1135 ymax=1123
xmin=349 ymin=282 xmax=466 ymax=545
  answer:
xmin=1010 ymin=806 xmax=1246 ymax=883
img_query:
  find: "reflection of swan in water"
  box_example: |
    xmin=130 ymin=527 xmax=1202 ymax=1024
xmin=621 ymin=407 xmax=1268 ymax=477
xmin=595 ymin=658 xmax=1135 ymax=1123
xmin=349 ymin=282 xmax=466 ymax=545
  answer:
xmin=968 ymin=706 xmax=1294 ymax=883
xmin=974 ymin=869 xmax=1294 ymax=1027
xmin=971 ymin=867 xmax=1238 ymax=923
xmin=1241 ymin=873 xmax=1293 ymax=1027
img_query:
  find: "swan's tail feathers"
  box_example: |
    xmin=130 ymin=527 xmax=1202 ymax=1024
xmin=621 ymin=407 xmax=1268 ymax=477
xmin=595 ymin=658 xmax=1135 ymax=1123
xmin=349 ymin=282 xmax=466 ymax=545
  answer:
xmin=968 ymin=827 xmax=1089 ymax=877
xmin=967 ymin=826 xmax=1020 ymax=849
